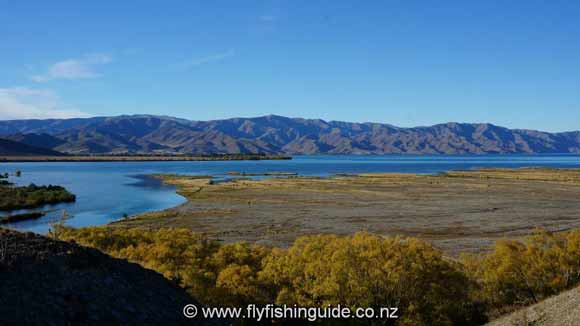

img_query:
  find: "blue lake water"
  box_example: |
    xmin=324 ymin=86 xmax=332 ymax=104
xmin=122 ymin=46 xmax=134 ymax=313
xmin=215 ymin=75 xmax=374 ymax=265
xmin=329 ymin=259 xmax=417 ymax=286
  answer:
xmin=2 ymin=154 xmax=580 ymax=233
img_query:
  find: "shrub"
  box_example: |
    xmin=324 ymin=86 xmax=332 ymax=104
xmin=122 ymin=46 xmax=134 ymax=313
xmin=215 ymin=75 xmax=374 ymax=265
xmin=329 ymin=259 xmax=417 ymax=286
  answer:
xmin=56 ymin=226 xmax=580 ymax=325
xmin=0 ymin=183 xmax=75 ymax=211
xmin=58 ymin=227 xmax=269 ymax=307
xmin=461 ymin=229 xmax=580 ymax=315
xmin=59 ymin=228 xmax=486 ymax=325
xmin=260 ymin=233 xmax=484 ymax=325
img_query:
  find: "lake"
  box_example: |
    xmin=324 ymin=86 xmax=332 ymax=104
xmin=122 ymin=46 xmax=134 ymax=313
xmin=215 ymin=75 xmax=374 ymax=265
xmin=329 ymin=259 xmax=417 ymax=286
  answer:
xmin=2 ymin=154 xmax=580 ymax=233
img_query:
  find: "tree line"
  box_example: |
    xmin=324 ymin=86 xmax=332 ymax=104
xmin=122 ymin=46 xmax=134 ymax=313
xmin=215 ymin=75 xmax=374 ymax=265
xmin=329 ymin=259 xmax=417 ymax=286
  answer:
xmin=55 ymin=227 xmax=580 ymax=325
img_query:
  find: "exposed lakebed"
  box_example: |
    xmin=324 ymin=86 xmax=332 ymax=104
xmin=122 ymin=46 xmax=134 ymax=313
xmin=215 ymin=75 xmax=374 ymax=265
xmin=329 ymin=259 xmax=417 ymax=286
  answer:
xmin=2 ymin=154 xmax=580 ymax=233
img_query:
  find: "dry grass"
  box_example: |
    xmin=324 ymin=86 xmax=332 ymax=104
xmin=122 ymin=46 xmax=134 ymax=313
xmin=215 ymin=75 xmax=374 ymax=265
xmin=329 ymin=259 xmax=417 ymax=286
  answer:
xmin=113 ymin=168 xmax=580 ymax=254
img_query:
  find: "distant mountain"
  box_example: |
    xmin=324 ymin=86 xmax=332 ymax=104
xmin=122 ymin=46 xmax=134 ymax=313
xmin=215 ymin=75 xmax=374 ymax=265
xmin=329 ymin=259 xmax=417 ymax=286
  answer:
xmin=0 ymin=138 xmax=63 ymax=156
xmin=0 ymin=115 xmax=578 ymax=155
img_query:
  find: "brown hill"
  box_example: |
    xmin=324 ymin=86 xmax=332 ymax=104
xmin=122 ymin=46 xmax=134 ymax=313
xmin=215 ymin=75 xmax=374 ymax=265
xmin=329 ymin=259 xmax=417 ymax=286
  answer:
xmin=0 ymin=115 xmax=579 ymax=154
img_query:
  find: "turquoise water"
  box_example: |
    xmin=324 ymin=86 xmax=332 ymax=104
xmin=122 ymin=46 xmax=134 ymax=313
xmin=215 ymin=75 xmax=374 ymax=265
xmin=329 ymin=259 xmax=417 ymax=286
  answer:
xmin=2 ymin=154 xmax=580 ymax=233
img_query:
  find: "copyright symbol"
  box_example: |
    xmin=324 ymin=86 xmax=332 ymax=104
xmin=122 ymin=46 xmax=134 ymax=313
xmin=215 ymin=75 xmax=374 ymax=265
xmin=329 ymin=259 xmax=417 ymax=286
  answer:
xmin=183 ymin=304 xmax=198 ymax=318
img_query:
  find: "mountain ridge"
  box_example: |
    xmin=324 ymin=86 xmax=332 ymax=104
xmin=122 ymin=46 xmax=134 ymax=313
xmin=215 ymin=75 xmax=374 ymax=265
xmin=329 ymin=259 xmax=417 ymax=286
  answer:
xmin=0 ymin=115 xmax=579 ymax=155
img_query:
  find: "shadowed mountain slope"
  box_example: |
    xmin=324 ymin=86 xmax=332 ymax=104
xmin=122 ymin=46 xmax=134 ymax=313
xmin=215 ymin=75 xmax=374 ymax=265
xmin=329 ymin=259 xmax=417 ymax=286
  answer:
xmin=0 ymin=138 xmax=63 ymax=156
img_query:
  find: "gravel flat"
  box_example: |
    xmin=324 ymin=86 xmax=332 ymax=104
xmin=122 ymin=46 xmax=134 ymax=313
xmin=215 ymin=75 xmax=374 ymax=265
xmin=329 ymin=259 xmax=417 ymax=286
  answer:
xmin=115 ymin=168 xmax=580 ymax=255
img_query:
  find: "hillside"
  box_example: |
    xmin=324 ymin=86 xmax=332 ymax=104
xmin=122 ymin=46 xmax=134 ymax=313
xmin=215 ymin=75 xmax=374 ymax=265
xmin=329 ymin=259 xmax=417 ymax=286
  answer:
xmin=0 ymin=138 xmax=63 ymax=156
xmin=0 ymin=228 xmax=219 ymax=326
xmin=487 ymin=285 xmax=580 ymax=326
xmin=4 ymin=132 xmax=66 ymax=149
xmin=0 ymin=115 xmax=579 ymax=154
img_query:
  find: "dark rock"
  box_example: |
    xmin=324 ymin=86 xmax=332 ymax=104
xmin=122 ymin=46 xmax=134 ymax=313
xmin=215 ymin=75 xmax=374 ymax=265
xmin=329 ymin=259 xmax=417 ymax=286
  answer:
xmin=0 ymin=228 xmax=222 ymax=326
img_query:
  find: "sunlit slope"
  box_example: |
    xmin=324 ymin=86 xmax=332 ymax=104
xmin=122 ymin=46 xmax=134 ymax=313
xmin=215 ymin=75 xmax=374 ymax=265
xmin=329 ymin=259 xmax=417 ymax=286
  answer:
xmin=1 ymin=115 xmax=579 ymax=154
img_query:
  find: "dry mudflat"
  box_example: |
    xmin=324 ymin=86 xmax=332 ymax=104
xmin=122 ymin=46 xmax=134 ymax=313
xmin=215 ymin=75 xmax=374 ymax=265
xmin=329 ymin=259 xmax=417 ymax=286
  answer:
xmin=113 ymin=168 xmax=580 ymax=255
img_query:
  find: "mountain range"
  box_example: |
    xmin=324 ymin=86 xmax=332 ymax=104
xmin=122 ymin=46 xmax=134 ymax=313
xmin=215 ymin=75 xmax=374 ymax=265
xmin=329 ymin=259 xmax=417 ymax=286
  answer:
xmin=0 ymin=115 xmax=579 ymax=155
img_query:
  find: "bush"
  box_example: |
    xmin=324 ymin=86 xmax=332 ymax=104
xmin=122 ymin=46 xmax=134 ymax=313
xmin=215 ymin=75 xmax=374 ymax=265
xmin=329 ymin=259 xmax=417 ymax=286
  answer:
xmin=58 ymin=228 xmax=486 ymax=325
xmin=58 ymin=227 xmax=269 ymax=307
xmin=260 ymin=233 xmax=484 ymax=325
xmin=55 ymin=226 xmax=580 ymax=325
xmin=461 ymin=229 xmax=580 ymax=316
xmin=0 ymin=183 xmax=75 ymax=211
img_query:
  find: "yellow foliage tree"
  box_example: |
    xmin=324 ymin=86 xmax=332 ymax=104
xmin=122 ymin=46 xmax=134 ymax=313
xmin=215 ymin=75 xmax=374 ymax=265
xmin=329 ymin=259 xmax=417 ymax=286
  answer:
xmin=462 ymin=229 xmax=580 ymax=315
xmin=260 ymin=232 xmax=484 ymax=326
xmin=59 ymin=226 xmax=580 ymax=325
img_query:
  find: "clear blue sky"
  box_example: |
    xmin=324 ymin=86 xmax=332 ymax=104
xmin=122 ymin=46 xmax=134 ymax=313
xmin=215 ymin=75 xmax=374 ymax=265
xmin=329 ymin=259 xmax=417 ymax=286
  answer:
xmin=1 ymin=1 xmax=579 ymax=131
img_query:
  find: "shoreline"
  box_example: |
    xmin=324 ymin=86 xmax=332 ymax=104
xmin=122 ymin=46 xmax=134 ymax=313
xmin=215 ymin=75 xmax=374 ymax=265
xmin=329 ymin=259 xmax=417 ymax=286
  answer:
xmin=0 ymin=154 xmax=292 ymax=162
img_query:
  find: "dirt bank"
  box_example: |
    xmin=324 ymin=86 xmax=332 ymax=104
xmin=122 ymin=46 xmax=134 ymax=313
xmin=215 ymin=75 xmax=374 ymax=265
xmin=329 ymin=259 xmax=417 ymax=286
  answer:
xmin=0 ymin=228 xmax=222 ymax=326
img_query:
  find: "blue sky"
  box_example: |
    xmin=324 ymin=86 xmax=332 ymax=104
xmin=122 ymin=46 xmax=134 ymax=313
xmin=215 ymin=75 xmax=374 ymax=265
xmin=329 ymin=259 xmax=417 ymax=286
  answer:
xmin=1 ymin=1 xmax=579 ymax=131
